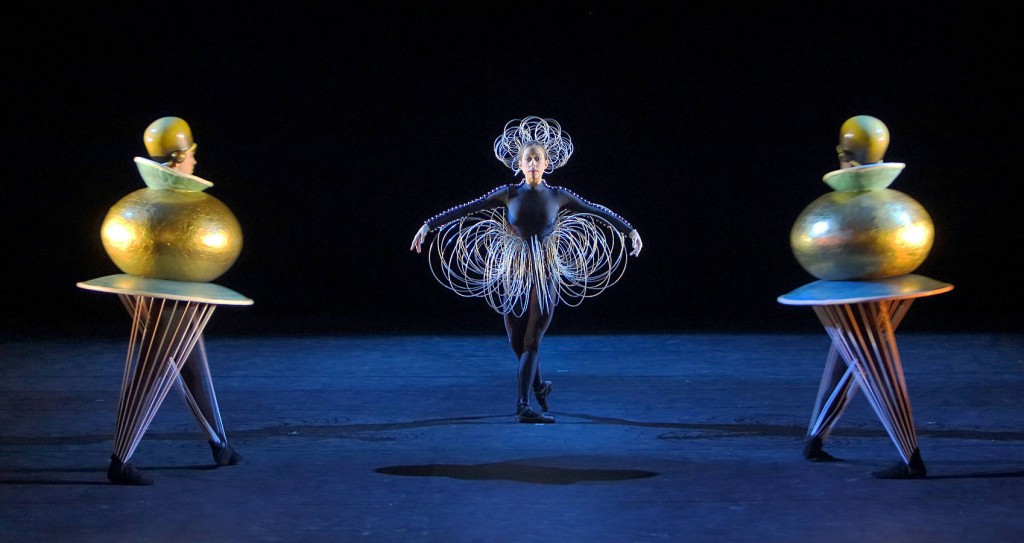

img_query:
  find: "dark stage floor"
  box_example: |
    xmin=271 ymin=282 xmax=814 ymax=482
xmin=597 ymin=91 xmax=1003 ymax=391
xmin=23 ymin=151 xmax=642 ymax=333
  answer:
xmin=2 ymin=333 xmax=1023 ymax=542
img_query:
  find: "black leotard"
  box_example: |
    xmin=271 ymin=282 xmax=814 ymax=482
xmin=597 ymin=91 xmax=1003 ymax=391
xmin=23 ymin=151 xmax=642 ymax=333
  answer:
xmin=425 ymin=181 xmax=633 ymax=238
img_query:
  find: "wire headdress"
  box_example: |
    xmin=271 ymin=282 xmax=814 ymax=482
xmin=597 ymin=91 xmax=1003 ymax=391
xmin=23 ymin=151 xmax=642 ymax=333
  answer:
xmin=493 ymin=116 xmax=574 ymax=174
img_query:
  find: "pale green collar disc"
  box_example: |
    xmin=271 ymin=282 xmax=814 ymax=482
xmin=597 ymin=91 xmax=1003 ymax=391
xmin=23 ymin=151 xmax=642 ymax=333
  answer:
xmin=134 ymin=157 xmax=213 ymax=192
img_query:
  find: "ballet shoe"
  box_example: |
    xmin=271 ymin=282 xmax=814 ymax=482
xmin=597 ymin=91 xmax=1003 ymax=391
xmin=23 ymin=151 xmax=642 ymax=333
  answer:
xmin=516 ymin=403 xmax=555 ymax=424
xmin=534 ymin=381 xmax=553 ymax=412
xmin=803 ymin=436 xmax=839 ymax=462
xmin=107 ymin=454 xmax=153 ymax=486
xmin=210 ymin=441 xmax=243 ymax=466
xmin=871 ymin=448 xmax=926 ymax=479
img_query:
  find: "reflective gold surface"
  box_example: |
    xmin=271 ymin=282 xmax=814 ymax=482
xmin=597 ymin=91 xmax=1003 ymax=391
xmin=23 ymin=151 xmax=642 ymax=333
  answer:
xmin=101 ymin=188 xmax=243 ymax=282
xmin=790 ymin=188 xmax=934 ymax=280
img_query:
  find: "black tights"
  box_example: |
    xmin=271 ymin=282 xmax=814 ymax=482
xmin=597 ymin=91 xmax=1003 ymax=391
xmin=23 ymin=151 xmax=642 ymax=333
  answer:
xmin=504 ymin=290 xmax=553 ymax=406
xmin=176 ymin=336 xmax=228 ymax=447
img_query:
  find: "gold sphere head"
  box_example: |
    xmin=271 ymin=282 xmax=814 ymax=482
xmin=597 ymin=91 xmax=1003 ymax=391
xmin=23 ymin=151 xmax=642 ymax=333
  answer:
xmin=790 ymin=188 xmax=934 ymax=280
xmin=144 ymin=117 xmax=196 ymax=163
xmin=101 ymin=188 xmax=243 ymax=282
xmin=838 ymin=115 xmax=890 ymax=166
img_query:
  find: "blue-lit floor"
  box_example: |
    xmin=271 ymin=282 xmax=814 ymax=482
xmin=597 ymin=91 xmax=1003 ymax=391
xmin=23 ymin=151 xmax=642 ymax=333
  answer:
xmin=1 ymin=333 xmax=1022 ymax=542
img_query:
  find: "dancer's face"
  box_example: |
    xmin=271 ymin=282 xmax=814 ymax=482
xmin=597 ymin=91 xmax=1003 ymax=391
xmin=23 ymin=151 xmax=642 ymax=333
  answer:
xmin=171 ymin=147 xmax=198 ymax=175
xmin=519 ymin=145 xmax=548 ymax=183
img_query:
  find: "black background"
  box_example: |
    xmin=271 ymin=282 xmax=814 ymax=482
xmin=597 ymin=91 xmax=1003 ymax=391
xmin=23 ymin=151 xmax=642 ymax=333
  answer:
xmin=5 ymin=3 xmax=1021 ymax=339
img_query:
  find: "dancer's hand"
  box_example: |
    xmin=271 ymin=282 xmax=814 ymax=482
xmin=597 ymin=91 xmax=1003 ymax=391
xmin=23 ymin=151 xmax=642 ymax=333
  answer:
xmin=410 ymin=224 xmax=429 ymax=253
xmin=629 ymin=229 xmax=643 ymax=257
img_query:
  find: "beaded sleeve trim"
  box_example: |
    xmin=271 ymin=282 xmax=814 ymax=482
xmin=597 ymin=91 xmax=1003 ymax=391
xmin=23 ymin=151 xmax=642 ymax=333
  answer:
xmin=423 ymin=184 xmax=509 ymax=231
xmin=552 ymin=183 xmax=634 ymax=232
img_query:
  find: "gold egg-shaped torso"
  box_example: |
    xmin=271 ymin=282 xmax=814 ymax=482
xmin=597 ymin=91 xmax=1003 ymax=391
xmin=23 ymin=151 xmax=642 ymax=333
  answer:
xmin=101 ymin=187 xmax=243 ymax=282
xmin=790 ymin=188 xmax=934 ymax=280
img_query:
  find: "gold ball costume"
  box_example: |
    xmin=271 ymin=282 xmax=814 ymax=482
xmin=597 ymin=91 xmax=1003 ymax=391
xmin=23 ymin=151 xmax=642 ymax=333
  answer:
xmin=101 ymin=119 xmax=242 ymax=283
xmin=778 ymin=115 xmax=952 ymax=480
xmin=79 ymin=116 xmax=249 ymax=485
xmin=790 ymin=115 xmax=934 ymax=280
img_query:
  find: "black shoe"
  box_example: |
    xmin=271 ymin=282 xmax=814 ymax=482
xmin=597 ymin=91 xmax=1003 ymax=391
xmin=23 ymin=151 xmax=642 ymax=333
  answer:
xmin=872 ymin=448 xmax=926 ymax=479
xmin=803 ymin=436 xmax=839 ymax=462
xmin=516 ymin=404 xmax=555 ymax=424
xmin=534 ymin=381 xmax=553 ymax=412
xmin=107 ymin=454 xmax=153 ymax=486
xmin=210 ymin=441 xmax=243 ymax=466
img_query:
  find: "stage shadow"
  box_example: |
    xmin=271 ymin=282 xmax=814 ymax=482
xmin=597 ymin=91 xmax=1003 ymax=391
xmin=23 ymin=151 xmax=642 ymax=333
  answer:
xmin=0 ymin=478 xmax=111 ymax=486
xmin=376 ymin=461 xmax=658 ymax=484
xmin=924 ymin=470 xmax=1024 ymax=480
xmin=0 ymin=463 xmax=221 ymax=485
xmin=6 ymin=414 xmax=1021 ymax=447
xmin=0 ymin=467 xmax=108 ymax=485
xmin=567 ymin=413 xmax=1024 ymax=442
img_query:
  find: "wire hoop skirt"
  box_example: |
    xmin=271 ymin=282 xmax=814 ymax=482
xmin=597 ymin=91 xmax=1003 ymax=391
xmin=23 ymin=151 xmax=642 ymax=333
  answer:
xmin=428 ymin=209 xmax=628 ymax=316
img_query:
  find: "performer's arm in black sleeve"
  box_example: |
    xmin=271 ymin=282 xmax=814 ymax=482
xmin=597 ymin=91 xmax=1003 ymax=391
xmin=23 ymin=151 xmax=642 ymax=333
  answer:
xmin=555 ymin=186 xmax=635 ymax=232
xmin=554 ymin=185 xmax=644 ymax=256
xmin=410 ymin=185 xmax=510 ymax=253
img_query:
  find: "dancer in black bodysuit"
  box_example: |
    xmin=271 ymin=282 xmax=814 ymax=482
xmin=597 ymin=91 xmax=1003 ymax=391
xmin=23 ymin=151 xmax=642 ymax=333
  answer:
xmin=411 ymin=117 xmax=642 ymax=423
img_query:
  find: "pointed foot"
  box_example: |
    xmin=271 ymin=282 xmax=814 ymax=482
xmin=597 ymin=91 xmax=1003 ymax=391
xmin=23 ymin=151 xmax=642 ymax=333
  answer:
xmin=803 ymin=436 xmax=840 ymax=462
xmin=534 ymin=381 xmax=553 ymax=412
xmin=210 ymin=441 xmax=243 ymax=466
xmin=872 ymin=449 xmax=926 ymax=479
xmin=107 ymin=455 xmax=153 ymax=486
xmin=516 ymin=404 xmax=555 ymax=424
